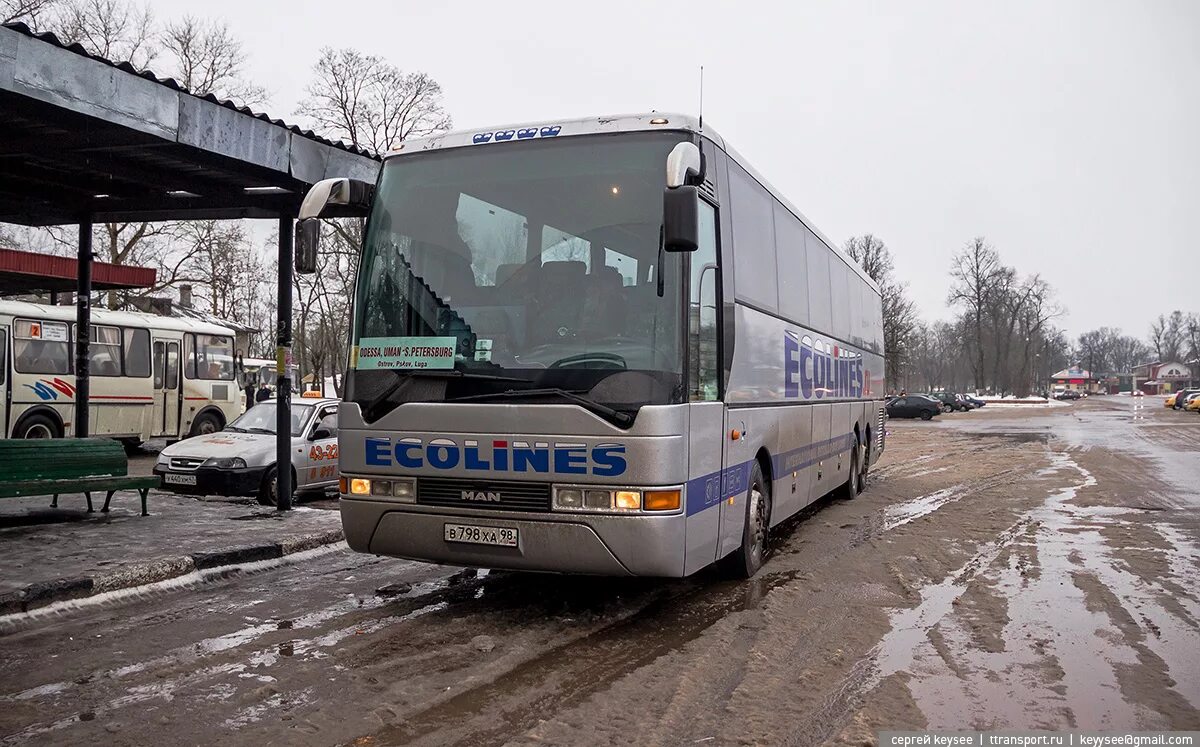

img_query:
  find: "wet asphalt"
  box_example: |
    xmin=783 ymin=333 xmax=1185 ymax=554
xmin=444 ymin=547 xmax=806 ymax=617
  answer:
xmin=1 ymin=396 xmax=1197 ymax=745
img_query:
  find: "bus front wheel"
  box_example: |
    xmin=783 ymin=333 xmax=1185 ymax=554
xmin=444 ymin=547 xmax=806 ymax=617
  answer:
xmin=726 ymin=461 xmax=770 ymax=579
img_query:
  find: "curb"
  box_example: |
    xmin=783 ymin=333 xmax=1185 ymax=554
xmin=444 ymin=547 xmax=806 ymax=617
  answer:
xmin=0 ymin=528 xmax=345 ymax=616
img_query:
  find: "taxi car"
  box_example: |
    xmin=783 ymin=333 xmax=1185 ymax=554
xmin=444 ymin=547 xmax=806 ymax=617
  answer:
xmin=155 ymin=398 xmax=339 ymax=505
xmin=1185 ymin=393 xmax=1200 ymax=412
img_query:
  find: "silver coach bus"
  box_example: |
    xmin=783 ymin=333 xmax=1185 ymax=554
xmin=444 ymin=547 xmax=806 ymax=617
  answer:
xmin=297 ymin=113 xmax=885 ymax=578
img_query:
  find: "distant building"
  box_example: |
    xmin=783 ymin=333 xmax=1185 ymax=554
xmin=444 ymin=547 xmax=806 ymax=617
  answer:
xmin=1050 ymin=365 xmax=1099 ymax=393
xmin=1133 ymin=360 xmax=1196 ymax=394
xmin=131 ymin=284 xmax=259 ymax=356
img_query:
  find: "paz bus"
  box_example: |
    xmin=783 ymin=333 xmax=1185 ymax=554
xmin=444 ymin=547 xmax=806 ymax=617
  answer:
xmin=297 ymin=113 xmax=885 ymax=578
xmin=0 ymin=300 xmax=242 ymax=445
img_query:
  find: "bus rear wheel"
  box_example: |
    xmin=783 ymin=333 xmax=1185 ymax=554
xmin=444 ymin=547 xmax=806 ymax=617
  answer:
xmin=840 ymin=440 xmax=861 ymax=499
xmin=189 ymin=412 xmax=222 ymax=438
xmin=726 ymin=461 xmax=770 ymax=579
xmin=16 ymin=413 xmax=60 ymax=439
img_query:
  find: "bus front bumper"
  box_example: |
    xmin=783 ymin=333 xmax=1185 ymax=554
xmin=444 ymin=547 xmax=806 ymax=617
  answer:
xmin=339 ymin=498 xmax=687 ymax=577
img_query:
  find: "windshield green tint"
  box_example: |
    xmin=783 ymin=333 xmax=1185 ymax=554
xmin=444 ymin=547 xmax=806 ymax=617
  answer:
xmin=353 ymin=133 xmax=688 ymax=411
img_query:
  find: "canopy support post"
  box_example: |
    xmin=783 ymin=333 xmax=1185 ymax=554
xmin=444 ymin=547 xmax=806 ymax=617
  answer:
xmin=276 ymin=215 xmax=294 ymax=511
xmin=74 ymin=217 xmax=93 ymax=438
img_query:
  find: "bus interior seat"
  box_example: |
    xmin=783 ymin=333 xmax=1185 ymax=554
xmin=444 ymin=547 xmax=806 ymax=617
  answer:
xmin=530 ymin=261 xmax=586 ymax=343
xmin=580 ymin=265 xmax=627 ymax=336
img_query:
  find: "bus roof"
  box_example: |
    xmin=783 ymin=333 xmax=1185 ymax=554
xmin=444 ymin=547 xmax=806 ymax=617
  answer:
xmin=390 ymin=112 xmax=880 ymax=295
xmin=0 ymin=299 xmax=238 ymax=336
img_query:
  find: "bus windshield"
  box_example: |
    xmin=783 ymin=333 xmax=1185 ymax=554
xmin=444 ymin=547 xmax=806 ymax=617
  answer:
xmin=353 ymin=132 xmax=688 ymax=417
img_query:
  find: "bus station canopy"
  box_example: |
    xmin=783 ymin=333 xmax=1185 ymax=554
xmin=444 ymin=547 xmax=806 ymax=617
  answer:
xmin=0 ymin=247 xmax=155 ymax=295
xmin=0 ymin=22 xmax=380 ymax=226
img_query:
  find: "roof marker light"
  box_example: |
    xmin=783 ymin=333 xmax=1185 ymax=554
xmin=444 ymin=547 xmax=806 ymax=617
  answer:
xmin=650 ymin=117 xmax=669 ymax=125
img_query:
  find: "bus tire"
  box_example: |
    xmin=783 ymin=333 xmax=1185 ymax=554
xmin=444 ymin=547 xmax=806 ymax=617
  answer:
xmin=840 ymin=438 xmax=861 ymax=499
xmin=15 ymin=411 xmax=61 ymax=439
xmin=189 ymin=411 xmax=222 ymax=438
xmin=726 ymin=461 xmax=770 ymax=579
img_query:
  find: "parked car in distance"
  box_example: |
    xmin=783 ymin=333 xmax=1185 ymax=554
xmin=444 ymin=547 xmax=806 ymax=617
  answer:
xmin=1184 ymin=392 xmax=1200 ymax=412
xmin=1055 ymin=390 xmax=1083 ymax=401
xmin=1168 ymin=388 xmax=1200 ymax=410
xmin=919 ymin=392 xmax=968 ymax=412
xmin=963 ymin=395 xmax=987 ymax=408
xmin=886 ymin=395 xmax=942 ymax=421
xmin=154 ymin=398 xmax=340 ymax=506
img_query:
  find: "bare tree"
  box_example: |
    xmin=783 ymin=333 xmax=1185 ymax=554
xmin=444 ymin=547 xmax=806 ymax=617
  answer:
xmin=2 ymin=0 xmax=58 ymax=25
xmin=297 ymin=47 xmax=452 ymax=155
xmin=1149 ymin=311 xmax=1185 ymax=362
xmin=161 ymin=16 xmax=267 ymax=106
xmin=948 ymin=238 xmax=1001 ymax=390
xmin=50 ymin=0 xmax=156 ymax=69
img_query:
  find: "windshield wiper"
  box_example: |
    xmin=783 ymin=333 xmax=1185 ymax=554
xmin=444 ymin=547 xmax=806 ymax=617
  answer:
xmin=244 ymin=427 xmax=275 ymax=435
xmin=224 ymin=426 xmax=245 ymax=433
xmin=361 ymin=368 xmax=532 ymax=415
xmin=451 ymin=387 xmax=633 ymax=426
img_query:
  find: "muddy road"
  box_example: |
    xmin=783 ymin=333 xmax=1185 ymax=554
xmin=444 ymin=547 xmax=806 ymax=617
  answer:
xmin=1 ymin=397 xmax=1198 ymax=745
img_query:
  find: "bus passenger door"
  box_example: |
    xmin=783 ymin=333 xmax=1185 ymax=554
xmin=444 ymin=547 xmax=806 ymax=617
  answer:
xmin=684 ymin=200 xmax=726 ymax=574
xmin=0 ymin=325 xmax=8 ymax=437
xmin=151 ymin=340 xmax=181 ymax=437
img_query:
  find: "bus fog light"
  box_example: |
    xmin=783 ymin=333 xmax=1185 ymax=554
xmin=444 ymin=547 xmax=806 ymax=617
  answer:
xmin=392 ymin=478 xmax=416 ymax=502
xmin=584 ymin=489 xmax=611 ymax=509
xmin=349 ymin=478 xmax=371 ymax=495
xmin=371 ymin=480 xmax=393 ymax=496
xmin=644 ymin=489 xmax=681 ymax=511
xmin=554 ymin=487 xmax=583 ymax=509
xmin=614 ymin=490 xmax=641 ymax=510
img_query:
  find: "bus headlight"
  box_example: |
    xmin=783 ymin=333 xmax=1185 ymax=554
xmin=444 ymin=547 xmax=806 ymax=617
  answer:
xmin=552 ymin=486 xmax=681 ymax=513
xmin=343 ymin=475 xmax=416 ymax=503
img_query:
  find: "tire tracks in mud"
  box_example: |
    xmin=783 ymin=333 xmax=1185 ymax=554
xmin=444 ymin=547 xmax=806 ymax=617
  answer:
xmin=350 ymin=439 xmax=1047 ymax=747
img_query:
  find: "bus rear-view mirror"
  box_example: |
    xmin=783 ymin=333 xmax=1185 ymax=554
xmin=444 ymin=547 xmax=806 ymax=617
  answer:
xmin=663 ymin=185 xmax=700 ymax=252
xmin=295 ymin=219 xmax=320 ymax=274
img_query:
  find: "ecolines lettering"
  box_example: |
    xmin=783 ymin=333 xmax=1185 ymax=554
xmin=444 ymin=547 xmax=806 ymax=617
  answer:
xmin=364 ymin=437 xmax=628 ymax=477
xmin=785 ymin=332 xmax=865 ymax=400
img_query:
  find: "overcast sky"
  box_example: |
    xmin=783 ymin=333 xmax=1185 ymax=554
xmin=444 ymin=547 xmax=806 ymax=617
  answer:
xmin=156 ymin=0 xmax=1199 ymax=339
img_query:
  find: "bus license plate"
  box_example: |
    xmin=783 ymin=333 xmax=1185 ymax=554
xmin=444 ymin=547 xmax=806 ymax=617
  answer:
xmin=163 ymin=473 xmax=197 ymax=486
xmin=444 ymin=523 xmax=518 ymax=547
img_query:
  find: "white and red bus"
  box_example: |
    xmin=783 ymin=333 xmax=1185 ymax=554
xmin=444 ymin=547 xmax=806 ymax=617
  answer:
xmin=0 ymin=300 xmax=242 ymax=445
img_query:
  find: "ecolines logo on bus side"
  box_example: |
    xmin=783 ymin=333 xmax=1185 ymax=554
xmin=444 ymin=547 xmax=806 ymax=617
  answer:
xmin=364 ymin=437 xmax=628 ymax=476
xmin=784 ymin=331 xmax=865 ymax=400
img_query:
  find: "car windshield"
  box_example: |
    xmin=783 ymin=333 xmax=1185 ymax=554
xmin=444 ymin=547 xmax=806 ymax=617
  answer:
xmin=225 ymin=402 xmax=314 ymax=437
xmin=351 ymin=132 xmax=688 ymax=419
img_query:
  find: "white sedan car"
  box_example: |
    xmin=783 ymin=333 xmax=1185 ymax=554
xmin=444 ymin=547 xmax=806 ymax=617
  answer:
xmin=155 ymin=398 xmax=339 ymax=505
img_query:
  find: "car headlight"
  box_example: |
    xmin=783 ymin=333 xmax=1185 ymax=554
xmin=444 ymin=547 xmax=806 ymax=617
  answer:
xmin=202 ymin=456 xmax=247 ymax=469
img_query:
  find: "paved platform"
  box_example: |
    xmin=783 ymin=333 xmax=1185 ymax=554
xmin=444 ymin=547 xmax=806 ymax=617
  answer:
xmin=0 ymin=489 xmax=343 ymax=615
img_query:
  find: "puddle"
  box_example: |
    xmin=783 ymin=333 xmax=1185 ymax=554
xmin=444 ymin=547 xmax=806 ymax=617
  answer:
xmin=868 ymin=447 xmax=1200 ymax=728
xmin=883 ymin=485 xmax=968 ymax=530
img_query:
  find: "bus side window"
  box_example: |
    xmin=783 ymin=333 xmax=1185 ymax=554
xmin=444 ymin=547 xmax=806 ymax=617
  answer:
xmin=183 ymin=334 xmax=196 ymax=379
xmin=124 ymin=328 xmax=150 ymax=378
xmin=165 ymin=342 xmax=179 ymax=389
xmin=153 ymin=341 xmax=165 ymax=388
xmin=689 ymin=201 xmax=720 ymax=402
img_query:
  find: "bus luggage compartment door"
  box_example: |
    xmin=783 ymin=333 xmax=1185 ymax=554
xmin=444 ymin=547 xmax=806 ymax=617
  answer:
xmin=684 ymin=401 xmax=726 ymax=574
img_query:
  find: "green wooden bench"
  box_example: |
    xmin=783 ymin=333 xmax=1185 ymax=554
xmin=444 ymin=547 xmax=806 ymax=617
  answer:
xmin=0 ymin=438 xmax=159 ymax=516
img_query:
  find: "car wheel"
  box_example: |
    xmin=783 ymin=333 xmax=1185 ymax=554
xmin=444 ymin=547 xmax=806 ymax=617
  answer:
xmin=920 ymin=410 xmax=933 ymax=421
xmin=258 ymin=465 xmax=295 ymax=506
xmin=724 ymin=461 xmax=770 ymax=579
xmin=16 ymin=413 xmax=60 ymax=439
xmin=190 ymin=412 xmax=222 ymax=438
